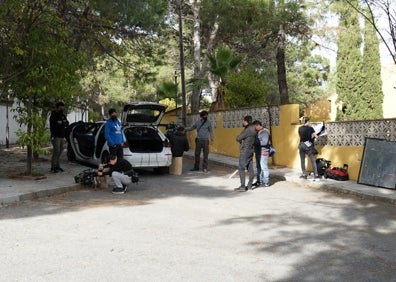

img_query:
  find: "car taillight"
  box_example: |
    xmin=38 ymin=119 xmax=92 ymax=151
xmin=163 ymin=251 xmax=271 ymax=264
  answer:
xmin=122 ymin=142 xmax=129 ymax=148
xmin=164 ymin=140 xmax=171 ymax=147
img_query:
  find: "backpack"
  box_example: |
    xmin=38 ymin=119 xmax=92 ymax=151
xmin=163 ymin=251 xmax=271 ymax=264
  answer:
xmin=324 ymin=164 xmax=349 ymax=181
xmin=316 ymin=158 xmax=331 ymax=176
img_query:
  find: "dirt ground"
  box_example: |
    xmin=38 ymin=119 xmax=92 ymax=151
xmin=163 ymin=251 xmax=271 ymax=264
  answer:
xmin=0 ymin=145 xmax=52 ymax=179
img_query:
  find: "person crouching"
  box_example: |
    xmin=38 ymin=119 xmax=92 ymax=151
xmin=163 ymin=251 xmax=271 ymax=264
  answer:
xmin=98 ymin=154 xmax=137 ymax=194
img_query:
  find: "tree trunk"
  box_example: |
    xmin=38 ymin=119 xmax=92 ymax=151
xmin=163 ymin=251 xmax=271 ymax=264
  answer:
xmin=189 ymin=0 xmax=219 ymax=113
xmin=276 ymin=24 xmax=289 ymax=105
xmin=205 ymin=20 xmax=219 ymax=110
xmin=190 ymin=0 xmax=202 ymax=114
xmin=33 ymin=110 xmax=48 ymax=160
xmin=210 ymin=84 xmax=225 ymax=111
xmin=26 ymin=96 xmax=33 ymax=175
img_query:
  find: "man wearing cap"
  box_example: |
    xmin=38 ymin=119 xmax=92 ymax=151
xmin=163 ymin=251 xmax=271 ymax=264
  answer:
xmin=235 ymin=115 xmax=256 ymax=191
xmin=105 ymin=108 xmax=124 ymax=159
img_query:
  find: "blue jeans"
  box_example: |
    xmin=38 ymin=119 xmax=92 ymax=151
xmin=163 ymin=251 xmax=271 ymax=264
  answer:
xmin=259 ymin=152 xmax=269 ymax=185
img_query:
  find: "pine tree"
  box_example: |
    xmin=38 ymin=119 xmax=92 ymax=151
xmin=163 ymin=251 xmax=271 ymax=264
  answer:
xmin=361 ymin=10 xmax=384 ymax=119
xmin=336 ymin=0 xmax=363 ymax=121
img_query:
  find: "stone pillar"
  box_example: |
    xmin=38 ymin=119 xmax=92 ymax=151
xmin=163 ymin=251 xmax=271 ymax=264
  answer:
xmin=169 ymin=157 xmax=183 ymax=175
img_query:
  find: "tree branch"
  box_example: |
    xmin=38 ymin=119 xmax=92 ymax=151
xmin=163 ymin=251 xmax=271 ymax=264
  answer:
xmin=344 ymin=0 xmax=396 ymax=64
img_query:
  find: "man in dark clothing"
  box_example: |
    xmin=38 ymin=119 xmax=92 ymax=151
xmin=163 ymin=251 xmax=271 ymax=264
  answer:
xmin=185 ymin=110 xmax=214 ymax=173
xmin=98 ymin=154 xmax=136 ymax=194
xmin=235 ymin=115 xmax=256 ymax=191
xmin=168 ymin=126 xmax=189 ymax=175
xmin=49 ymin=102 xmax=69 ymax=173
xmin=298 ymin=116 xmax=320 ymax=180
xmin=169 ymin=126 xmax=190 ymax=158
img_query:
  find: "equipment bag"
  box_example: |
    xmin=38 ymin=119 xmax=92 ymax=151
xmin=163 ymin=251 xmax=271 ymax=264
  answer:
xmin=316 ymin=158 xmax=331 ymax=176
xmin=74 ymin=169 xmax=98 ymax=186
xmin=324 ymin=164 xmax=349 ymax=181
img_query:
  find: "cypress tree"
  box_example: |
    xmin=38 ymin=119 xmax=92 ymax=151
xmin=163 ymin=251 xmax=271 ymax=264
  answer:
xmin=361 ymin=10 xmax=384 ymax=119
xmin=335 ymin=0 xmax=363 ymax=121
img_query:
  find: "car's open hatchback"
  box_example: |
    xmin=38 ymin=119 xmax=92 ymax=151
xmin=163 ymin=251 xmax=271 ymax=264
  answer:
xmin=122 ymin=102 xmax=167 ymax=126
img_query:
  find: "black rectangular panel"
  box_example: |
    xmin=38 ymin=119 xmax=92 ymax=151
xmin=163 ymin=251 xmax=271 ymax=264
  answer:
xmin=358 ymin=138 xmax=396 ymax=189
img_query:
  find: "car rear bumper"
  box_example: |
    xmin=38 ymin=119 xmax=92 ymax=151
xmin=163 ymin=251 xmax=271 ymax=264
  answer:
xmin=123 ymin=154 xmax=172 ymax=168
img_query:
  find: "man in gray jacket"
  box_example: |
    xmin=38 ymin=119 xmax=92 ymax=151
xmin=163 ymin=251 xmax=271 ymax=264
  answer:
xmin=185 ymin=110 xmax=214 ymax=173
xmin=235 ymin=115 xmax=256 ymax=191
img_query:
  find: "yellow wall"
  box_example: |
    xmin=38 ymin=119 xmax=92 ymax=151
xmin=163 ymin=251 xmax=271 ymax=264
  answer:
xmin=163 ymin=104 xmax=365 ymax=181
xmin=270 ymin=104 xmax=300 ymax=169
xmin=304 ymin=99 xmax=332 ymax=121
xmin=315 ymin=146 xmax=363 ymax=181
xmin=209 ymin=113 xmax=240 ymax=157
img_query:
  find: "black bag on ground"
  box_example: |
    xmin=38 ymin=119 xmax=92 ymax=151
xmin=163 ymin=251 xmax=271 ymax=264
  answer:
xmin=324 ymin=164 xmax=349 ymax=181
xmin=316 ymin=158 xmax=331 ymax=176
xmin=74 ymin=169 xmax=98 ymax=185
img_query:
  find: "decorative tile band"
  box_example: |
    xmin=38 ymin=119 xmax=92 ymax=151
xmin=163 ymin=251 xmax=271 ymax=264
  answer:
xmin=186 ymin=108 xmax=395 ymax=147
xmin=186 ymin=106 xmax=280 ymax=129
xmin=316 ymin=119 xmax=396 ymax=146
xmin=221 ymin=106 xmax=280 ymax=128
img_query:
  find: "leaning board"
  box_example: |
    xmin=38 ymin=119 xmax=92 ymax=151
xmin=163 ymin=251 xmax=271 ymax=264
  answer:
xmin=358 ymin=138 xmax=396 ymax=189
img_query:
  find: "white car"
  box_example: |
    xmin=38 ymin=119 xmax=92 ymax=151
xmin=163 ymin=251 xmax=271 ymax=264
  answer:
xmin=67 ymin=102 xmax=172 ymax=172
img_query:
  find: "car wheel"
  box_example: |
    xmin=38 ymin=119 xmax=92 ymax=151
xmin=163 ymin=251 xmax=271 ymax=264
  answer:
xmin=101 ymin=151 xmax=109 ymax=164
xmin=154 ymin=166 xmax=169 ymax=174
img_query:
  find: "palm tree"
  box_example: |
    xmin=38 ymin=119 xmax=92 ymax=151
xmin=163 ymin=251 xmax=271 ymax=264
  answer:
xmin=156 ymin=81 xmax=178 ymax=105
xmin=207 ymin=45 xmax=241 ymax=110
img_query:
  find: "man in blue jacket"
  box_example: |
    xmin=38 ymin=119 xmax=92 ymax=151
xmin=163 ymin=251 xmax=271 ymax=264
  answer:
xmin=105 ymin=108 xmax=124 ymax=159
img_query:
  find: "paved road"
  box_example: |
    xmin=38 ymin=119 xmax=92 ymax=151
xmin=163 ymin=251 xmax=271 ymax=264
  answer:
xmin=1 ymin=161 xmax=396 ymax=282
